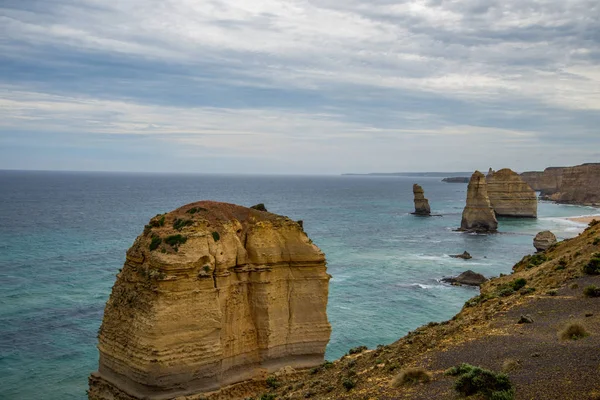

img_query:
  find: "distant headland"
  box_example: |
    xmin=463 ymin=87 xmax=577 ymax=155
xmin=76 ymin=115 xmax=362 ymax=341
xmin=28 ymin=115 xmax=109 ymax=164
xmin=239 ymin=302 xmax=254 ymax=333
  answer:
xmin=342 ymin=172 xmax=473 ymax=177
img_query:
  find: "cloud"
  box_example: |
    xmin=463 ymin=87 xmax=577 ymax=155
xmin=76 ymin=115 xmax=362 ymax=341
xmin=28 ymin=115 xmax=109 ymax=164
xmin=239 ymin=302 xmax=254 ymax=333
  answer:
xmin=0 ymin=0 xmax=598 ymax=173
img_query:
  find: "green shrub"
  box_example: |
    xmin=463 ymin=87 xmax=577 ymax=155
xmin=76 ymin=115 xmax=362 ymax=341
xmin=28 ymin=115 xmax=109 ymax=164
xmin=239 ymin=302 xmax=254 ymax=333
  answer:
xmin=526 ymin=254 xmax=547 ymax=268
xmin=593 ymin=238 xmax=600 ymax=245
xmin=165 ymin=234 xmax=187 ymax=247
xmin=212 ymin=231 xmax=220 ymax=242
xmin=149 ymin=235 xmax=162 ymax=251
xmin=266 ymin=376 xmax=280 ymax=389
xmin=583 ymin=285 xmax=600 ymax=297
xmin=347 ymin=345 xmax=367 ymax=355
xmin=583 ymin=255 xmax=600 ymax=275
xmin=546 ymin=289 xmax=558 ymax=296
xmin=447 ymin=363 xmax=514 ymax=400
xmin=173 ymin=218 xmax=193 ymax=231
xmin=511 ymin=278 xmax=527 ymax=291
xmin=150 ymin=214 xmax=165 ymax=228
xmin=498 ymin=287 xmax=515 ymax=297
xmin=342 ymin=377 xmax=356 ymax=390
xmin=259 ymin=394 xmax=276 ymax=400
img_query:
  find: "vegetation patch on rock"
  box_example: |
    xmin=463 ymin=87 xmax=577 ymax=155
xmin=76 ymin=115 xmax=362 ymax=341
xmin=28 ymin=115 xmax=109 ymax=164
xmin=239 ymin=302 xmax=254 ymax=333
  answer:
xmin=446 ymin=363 xmax=515 ymax=400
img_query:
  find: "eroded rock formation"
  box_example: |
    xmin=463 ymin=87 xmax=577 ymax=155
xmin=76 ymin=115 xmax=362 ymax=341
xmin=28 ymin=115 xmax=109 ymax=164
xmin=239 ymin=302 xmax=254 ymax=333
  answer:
xmin=520 ymin=167 xmax=566 ymax=197
xmin=441 ymin=270 xmax=487 ymax=286
xmin=550 ymin=163 xmax=600 ymax=205
xmin=412 ymin=184 xmax=431 ymax=216
xmin=88 ymin=201 xmax=331 ymax=400
xmin=459 ymin=171 xmax=498 ymax=232
xmin=486 ymin=168 xmax=537 ymax=218
xmin=534 ymin=230 xmax=557 ymax=252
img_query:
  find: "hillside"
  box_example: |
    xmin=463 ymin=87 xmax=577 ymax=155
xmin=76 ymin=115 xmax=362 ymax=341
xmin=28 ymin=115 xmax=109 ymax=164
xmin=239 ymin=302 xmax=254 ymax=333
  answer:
xmin=205 ymin=220 xmax=600 ymax=400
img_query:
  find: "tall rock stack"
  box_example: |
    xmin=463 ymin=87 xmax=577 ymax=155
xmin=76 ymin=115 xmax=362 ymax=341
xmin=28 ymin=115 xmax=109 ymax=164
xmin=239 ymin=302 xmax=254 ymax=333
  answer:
xmin=412 ymin=184 xmax=431 ymax=216
xmin=486 ymin=168 xmax=537 ymax=218
xmin=459 ymin=171 xmax=498 ymax=232
xmin=88 ymin=201 xmax=331 ymax=400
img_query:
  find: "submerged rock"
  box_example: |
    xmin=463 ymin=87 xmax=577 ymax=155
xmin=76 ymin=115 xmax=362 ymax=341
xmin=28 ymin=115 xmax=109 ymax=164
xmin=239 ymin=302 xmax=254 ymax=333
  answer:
xmin=88 ymin=201 xmax=331 ymax=400
xmin=459 ymin=171 xmax=498 ymax=232
xmin=442 ymin=270 xmax=488 ymax=286
xmin=486 ymin=168 xmax=537 ymax=218
xmin=412 ymin=184 xmax=431 ymax=216
xmin=534 ymin=230 xmax=557 ymax=252
xmin=450 ymin=251 xmax=472 ymax=260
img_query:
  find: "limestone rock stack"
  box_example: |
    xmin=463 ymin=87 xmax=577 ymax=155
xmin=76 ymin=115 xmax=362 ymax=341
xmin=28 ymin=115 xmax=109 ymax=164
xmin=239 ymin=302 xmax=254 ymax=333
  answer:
xmin=88 ymin=201 xmax=331 ymax=400
xmin=412 ymin=184 xmax=431 ymax=216
xmin=459 ymin=171 xmax=498 ymax=232
xmin=486 ymin=168 xmax=537 ymax=218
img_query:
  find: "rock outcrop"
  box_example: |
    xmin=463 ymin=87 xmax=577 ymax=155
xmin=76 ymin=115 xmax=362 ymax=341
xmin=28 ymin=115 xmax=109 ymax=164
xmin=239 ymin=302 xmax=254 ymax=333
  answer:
xmin=520 ymin=167 xmax=566 ymax=197
xmin=486 ymin=168 xmax=537 ymax=218
xmin=534 ymin=231 xmax=557 ymax=252
xmin=441 ymin=270 xmax=487 ymax=286
xmin=459 ymin=171 xmax=498 ymax=232
xmin=88 ymin=201 xmax=331 ymax=400
xmin=412 ymin=184 xmax=431 ymax=216
xmin=450 ymin=251 xmax=472 ymax=260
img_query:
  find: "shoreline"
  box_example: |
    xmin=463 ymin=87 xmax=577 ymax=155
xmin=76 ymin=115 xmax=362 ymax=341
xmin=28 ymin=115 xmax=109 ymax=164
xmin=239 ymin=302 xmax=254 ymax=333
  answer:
xmin=565 ymin=215 xmax=600 ymax=224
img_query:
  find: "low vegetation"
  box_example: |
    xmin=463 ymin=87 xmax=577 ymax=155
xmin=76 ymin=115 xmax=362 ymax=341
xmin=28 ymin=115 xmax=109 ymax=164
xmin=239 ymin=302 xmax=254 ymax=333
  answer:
xmin=583 ymin=285 xmax=600 ymax=297
xmin=390 ymin=367 xmax=431 ymax=387
xmin=187 ymin=207 xmax=207 ymax=214
xmin=583 ymin=253 xmax=600 ymax=275
xmin=559 ymin=322 xmax=589 ymax=340
xmin=446 ymin=363 xmax=514 ymax=400
xmin=164 ymin=234 xmax=187 ymax=251
xmin=347 ymin=345 xmax=368 ymax=355
xmin=265 ymin=376 xmax=280 ymax=389
xmin=212 ymin=231 xmax=220 ymax=242
xmin=149 ymin=235 xmax=162 ymax=251
xmin=173 ymin=218 xmax=193 ymax=231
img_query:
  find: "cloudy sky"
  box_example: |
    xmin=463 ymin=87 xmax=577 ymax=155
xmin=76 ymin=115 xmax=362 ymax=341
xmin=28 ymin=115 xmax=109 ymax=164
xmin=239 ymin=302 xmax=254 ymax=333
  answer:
xmin=1 ymin=0 xmax=599 ymax=174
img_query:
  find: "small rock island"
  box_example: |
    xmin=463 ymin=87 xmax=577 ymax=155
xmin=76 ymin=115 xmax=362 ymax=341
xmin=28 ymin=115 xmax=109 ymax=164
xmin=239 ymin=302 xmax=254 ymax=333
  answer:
xmin=412 ymin=184 xmax=431 ymax=216
xmin=88 ymin=201 xmax=331 ymax=400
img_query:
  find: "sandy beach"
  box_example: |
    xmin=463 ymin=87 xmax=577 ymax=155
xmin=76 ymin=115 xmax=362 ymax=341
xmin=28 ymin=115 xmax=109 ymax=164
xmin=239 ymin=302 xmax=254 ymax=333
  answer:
xmin=566 ymin=215 xmax=600 ymax=224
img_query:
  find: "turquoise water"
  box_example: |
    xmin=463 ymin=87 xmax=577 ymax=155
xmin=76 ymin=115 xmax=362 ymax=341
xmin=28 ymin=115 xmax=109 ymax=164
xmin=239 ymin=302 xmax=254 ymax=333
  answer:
xmin=0 ymin=170 xmax=597 ymax=400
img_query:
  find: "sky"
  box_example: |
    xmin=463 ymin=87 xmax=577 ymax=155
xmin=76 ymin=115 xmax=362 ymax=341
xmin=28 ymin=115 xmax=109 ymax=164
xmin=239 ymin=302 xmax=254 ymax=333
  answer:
xmin=1 ymin=0 xmax=599 ymax=174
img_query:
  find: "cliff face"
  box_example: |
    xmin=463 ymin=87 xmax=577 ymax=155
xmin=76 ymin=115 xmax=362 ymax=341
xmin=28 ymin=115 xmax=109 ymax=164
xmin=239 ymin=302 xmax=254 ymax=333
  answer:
xmin=550 ymin=163 xmax=600 ymax=206
xmin=520 ymin=167 xmax=565 ymax=196
xmin=460 ymin=171 xmax=498 ymax=232
xmin=88 ymin=201 xmax=331 ymax=400
xmin=412 ymin=184 xmax=431 ymax=215
xmin=486 ymin=168 xmax=537 ymax=218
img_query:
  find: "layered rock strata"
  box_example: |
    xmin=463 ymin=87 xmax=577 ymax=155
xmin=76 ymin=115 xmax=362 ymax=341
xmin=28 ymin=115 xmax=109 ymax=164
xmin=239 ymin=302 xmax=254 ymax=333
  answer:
xmin=520 ymin=167 xmax=566 ymax=197
xmin=412 ymin=184 xmax=431 ymax=216
xmin=459 ymin=171 xmax=498 ymax=232
xmin=486 ymin=168 xmax=537 ymax=218
xmin=88 ymin=201 xmax=331 ymax=400
xmin=550 ymin=163 xmax=600 ymax=205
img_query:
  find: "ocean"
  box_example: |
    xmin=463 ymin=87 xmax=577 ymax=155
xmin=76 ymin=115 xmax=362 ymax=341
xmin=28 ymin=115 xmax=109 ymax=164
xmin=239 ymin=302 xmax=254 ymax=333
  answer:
xmin=0 ymin=170 xmax=596 ymax=400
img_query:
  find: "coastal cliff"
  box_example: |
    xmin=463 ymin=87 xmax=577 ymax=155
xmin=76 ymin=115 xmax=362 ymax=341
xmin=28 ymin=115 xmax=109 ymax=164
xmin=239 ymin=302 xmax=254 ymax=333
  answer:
xmin=238 ymin=220 xmax=600 ymax=400
xmin=459 ymin=171 xmax=498 ymax=232
xmin=521 ymin=163 xmax=600 ymax=206
xmin=520 ymin=167 xmax=565 ymax=196
xmin=486 ymin=168 xmax=537 ymax=218
xmin=412 ymin=184 xmax=431 ymax=216
xmin=550 ymin=163 xmax=600 ymax=206
xmin=88 ymin=201 xmax=331 ymax=400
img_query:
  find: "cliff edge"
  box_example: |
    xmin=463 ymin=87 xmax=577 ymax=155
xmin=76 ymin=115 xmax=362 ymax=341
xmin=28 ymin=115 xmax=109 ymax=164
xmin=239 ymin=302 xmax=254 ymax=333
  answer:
xmin=88 ymin=201 xmax=331 ymax=400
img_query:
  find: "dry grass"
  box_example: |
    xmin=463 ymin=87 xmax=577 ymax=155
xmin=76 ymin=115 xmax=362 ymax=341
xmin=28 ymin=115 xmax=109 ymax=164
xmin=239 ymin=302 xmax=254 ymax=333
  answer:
xmin=501 ymin=358 xmax=521 ymax=373
xmin=559 ymin=322 xmax=589 ymax=340
xmin=390 ymin=367 xmax=432 ymax=387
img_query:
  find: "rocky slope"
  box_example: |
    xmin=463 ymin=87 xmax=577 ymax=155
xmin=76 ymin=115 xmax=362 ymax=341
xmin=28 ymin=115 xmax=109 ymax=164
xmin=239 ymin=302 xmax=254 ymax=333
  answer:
xmin=412 ymin=184 xmax=431 ymax=216
xmin=239 ymin=220 xmax=600 ymax=400
xmin=459 ymin=171 xmax=498 ymax=232
xmin=88 ymin=201 xmax=331 ymax=400
xmin=486 ymin=168 xmax=537 ymax=218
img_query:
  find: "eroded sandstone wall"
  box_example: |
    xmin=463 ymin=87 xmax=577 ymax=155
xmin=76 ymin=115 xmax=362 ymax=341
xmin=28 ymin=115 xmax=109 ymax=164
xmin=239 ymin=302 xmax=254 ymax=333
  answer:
xmin=520 ymin=167 xmax=565 ymax=196
xmin=89 ymin=201 xmax=331 ymax=400
xmin=486 ymin=168 xmax=537 ymax=218
xmin=551 ymin=163 xmax=600 ymax=205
